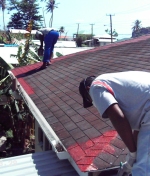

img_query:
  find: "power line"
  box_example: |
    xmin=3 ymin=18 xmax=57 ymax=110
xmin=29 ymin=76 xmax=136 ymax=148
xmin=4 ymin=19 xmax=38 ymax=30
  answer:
xmin=53 ymin=15 xmax=150 ymax=28
xmin=115 ymin=3 xmax=150 ymax=14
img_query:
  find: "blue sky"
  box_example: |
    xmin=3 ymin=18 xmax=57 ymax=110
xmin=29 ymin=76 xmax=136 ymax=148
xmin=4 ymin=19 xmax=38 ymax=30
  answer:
xmin=1 ymin=0 xmax=150 ymax=39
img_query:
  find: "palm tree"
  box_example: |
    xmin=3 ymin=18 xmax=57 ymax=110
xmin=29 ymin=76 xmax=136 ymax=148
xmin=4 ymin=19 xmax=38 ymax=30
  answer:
xmin=132 ymin=20 xmax=142 ymax=32
xmin=0 ymin=0 xmax=6 ymax=30
xmin=46 ymin=0 xmax=59 ymax=27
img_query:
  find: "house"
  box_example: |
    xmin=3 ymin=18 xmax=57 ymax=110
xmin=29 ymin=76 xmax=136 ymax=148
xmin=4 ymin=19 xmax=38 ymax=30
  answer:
xmin=83 ymin=34 xmax=117 ymax=47
xmin=93 ymin=34 xmax=117 ymax=46
xmin=1 ymin=34 xmax=150 ymax=176
xmin=59 ymin=35 xmax=73 ymax=41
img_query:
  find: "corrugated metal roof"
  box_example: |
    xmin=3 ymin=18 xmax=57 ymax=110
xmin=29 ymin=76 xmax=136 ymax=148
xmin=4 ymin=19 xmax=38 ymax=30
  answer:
xmin=0 ymin=150 xmax=79 ymax=176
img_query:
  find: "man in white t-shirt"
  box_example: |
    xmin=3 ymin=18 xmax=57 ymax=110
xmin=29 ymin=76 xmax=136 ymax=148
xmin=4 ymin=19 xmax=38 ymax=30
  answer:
xmin=79 ymin=71 xmax=150 ymax=176
xmin=35 ymin=28 xmax=59 ymax=69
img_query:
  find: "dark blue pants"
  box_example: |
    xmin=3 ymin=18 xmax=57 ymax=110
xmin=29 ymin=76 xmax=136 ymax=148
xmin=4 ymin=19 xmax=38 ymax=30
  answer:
xmin=43 ymin=30 xmax=59 ymax=62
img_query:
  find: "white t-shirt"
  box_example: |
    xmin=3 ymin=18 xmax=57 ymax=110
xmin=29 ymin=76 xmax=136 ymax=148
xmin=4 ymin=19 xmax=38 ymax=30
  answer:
xmin=36 ymin=28 xmax=58 ymax=39
xmin=89 ymin=71 xmax=150 ymax=130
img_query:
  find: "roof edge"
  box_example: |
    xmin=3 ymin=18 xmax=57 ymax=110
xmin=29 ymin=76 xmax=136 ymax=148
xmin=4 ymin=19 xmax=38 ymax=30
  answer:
xmin=8 ymin=71 xmax=60 ymax=144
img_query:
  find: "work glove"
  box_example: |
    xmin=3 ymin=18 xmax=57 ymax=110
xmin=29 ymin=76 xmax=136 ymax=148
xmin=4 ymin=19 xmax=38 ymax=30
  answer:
xmin=117 ymin=152 xmax=136 ymax=176
xmin=117 ymin=162 xmax=132 ymax=176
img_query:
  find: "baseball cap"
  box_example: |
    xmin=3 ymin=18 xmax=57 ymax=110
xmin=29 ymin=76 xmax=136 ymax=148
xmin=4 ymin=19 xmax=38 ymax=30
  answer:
xmin=79 ymin=76 xmax=95 ymax=108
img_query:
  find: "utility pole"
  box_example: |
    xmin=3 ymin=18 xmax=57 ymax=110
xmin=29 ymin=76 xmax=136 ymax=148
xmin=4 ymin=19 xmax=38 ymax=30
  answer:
xmin=90 ymin=23 xmax=95 ymax=38
xmin=106 ymin=14 xmax=115 ymax=43
xmin=76 ymin=23 xmax=80 ymax=37
xmin=90 ymin=24 xmax=95 ymax=46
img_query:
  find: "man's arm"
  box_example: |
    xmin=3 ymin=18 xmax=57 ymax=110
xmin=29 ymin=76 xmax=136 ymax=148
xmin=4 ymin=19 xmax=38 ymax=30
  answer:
xmin=105 ymin=103 xmax=137 ymax=152
xmin=39 ymin=34 xmax=44 ymax=48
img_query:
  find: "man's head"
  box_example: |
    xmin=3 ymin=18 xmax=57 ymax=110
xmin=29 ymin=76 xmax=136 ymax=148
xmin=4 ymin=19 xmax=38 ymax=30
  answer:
xmin=79 ymin=76 xmax=95 ymax=108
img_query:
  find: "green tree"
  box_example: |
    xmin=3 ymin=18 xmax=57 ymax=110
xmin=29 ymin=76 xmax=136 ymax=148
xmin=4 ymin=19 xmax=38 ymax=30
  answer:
xmin=131 ymin=20 xmax=142 ymax=37
xmin=132 ymin=19 xmax=142 ymax=33
xmin=76 ymin=34 xmax=91 ymax=47
xmin=0 ymin=0 xmax=6 ymax=30
xmin=105 ymin=29 xmax=118 ymax=37
xmin=7 ymin=0 xmax=43 ymax=29
xmin=45 ymin=0 xmax=59 ymax=27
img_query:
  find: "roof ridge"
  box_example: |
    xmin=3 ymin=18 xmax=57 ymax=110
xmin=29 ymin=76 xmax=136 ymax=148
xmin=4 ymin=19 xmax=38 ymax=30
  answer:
xmin=52 ymin=34 xmax=150 ymax=63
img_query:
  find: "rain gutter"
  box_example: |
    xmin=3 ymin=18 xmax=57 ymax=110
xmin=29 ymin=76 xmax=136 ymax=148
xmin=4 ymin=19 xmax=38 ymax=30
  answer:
xmin=8 ymin=71 xmax=60 ymax=145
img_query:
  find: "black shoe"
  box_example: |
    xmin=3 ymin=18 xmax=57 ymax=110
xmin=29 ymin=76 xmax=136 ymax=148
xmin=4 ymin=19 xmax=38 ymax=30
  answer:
xmin=40 ymin=63 xmax=47 ymax=69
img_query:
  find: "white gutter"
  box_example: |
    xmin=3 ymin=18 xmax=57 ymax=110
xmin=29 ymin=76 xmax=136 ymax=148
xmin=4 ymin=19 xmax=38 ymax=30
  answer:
xmin=8 ymin=71 xmax=60 ymax=145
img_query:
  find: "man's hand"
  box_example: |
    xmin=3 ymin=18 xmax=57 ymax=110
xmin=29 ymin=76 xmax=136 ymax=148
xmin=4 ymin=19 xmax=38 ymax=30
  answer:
xmin=38 ymin=47 xmax=44 ymax=56
xmin=39 ymin=45 xmax=43 ymax=49
xmin=117 ymin=151 xmax=136 ymax=176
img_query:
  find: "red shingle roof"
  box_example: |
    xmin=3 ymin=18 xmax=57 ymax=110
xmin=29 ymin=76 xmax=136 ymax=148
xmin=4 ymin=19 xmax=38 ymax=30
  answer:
xmin=11 ymin=34 xmax=150 ymax=172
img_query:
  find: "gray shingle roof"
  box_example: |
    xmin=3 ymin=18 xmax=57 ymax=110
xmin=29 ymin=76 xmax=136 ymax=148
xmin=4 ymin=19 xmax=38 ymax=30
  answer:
xmin=11 ymin=34 xmax=150 ymax=172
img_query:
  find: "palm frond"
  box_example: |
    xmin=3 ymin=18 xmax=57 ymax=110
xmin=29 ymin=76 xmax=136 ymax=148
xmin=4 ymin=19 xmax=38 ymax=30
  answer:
xmin=46 ymin=0 xmax=59 ymax=13
xmin=0 ymin=0 xmax=6 ymax=10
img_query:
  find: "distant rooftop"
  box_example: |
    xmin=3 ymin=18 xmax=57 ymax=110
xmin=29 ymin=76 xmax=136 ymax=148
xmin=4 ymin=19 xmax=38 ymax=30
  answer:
xmin=93 ymin=34 xmax=116 ymax=39
xmin=9 ymin=29 xmax=37 ymax=34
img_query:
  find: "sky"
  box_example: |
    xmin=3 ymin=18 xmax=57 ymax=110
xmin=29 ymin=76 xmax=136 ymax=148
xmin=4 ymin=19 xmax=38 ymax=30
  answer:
xmin=1 ymin=0 xmax=150 ymax=39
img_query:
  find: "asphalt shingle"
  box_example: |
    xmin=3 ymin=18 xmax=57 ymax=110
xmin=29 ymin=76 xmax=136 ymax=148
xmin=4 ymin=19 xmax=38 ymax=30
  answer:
xmin=11 ymin=34 xmax=150 ymax=172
